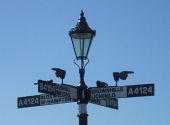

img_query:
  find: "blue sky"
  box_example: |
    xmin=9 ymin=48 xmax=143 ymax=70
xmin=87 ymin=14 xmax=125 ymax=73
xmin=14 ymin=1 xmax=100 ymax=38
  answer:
xmin=0 ymin=0 xmax=170 ymax=125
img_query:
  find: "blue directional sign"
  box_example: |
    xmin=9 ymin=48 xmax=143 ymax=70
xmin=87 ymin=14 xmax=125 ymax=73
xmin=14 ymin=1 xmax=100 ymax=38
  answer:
xmin=17 ymin=95 xmax=40 ymax=108
xmin=38 ymin=82 xmax=77 ymax=99
xmin=18 ymin=83 xmax=154 ymax=109
xmin=90 ymin=98 xmax=118 ymax=109
xmin=17 ymin=94 xmax=77 ymax=108
xmin=127 ymin=84 xmax=154 ymax=97
xmin=89 ymin=83 xmax=154 ymax=100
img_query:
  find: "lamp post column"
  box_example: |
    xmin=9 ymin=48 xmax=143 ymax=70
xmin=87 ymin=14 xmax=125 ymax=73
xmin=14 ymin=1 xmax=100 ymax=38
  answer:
xmin=78 ymin=104 xmax=88 ymax=125
xmin=69 ymin=11 xmax=96 ymax=125
xmin=77 ymin=63 xmax=89 ymax=125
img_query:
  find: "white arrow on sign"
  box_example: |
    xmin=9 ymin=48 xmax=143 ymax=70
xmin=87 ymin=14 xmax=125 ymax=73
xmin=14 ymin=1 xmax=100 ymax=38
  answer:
xmin=38 ymin=82 xmax=77 ymax=99
xmin=89 ymin=98 xmax=118 ymax=109
xmin=89 ymin=84 xmax=154 ymax=100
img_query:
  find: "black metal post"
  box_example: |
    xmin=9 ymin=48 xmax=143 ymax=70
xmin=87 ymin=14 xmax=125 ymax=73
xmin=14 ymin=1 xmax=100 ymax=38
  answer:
xmin=77 ymin=59 xmax=89 ymax=125
xmin=78 ymin=104 xmax=88 ymax=125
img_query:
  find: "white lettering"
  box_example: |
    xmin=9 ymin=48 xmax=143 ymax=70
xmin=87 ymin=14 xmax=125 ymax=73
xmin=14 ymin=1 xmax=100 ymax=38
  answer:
xmin=91 ymin=93 xmax=116 ymax=99
xmin=127 ymin=85 xmax=154 ymax=97
xmin=148 ymin=86 xmax=153 ymax=94
xmin=128 ymin=88 xmax=133 ymax=95
xmin=18 ymin=99 xmax=23 ymax=106
xmin=91 ymin=87 xmax=124 ymax=94
xmin=134 ymin=88 xmax=139 ymax=95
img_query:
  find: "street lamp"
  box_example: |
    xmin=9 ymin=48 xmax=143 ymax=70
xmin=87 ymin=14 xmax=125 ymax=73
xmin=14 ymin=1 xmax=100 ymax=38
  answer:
xmin=69 ymin=10 xmax=96 ymax=62
xmin=69 ymin=10 xmax=96 ymax=87
xmin=17 ymin=10 xmax=155 ymax=125
xmin=69 ymin=10 xmax=96 ymax=125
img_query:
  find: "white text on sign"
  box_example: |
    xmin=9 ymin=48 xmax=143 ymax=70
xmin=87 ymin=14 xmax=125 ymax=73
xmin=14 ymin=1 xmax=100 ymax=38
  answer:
xmin=90 ymin=86 xmax=127 ymax=99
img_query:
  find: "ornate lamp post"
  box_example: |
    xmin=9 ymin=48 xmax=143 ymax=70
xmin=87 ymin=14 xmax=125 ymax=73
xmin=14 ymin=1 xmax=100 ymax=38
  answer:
xmin=17 ymin=10 xmax=155 ymax=125
xmin=69 ymin=10 xmax=96 ymax=86
xmin=69 ymin=10 xmax=96 ymax=125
